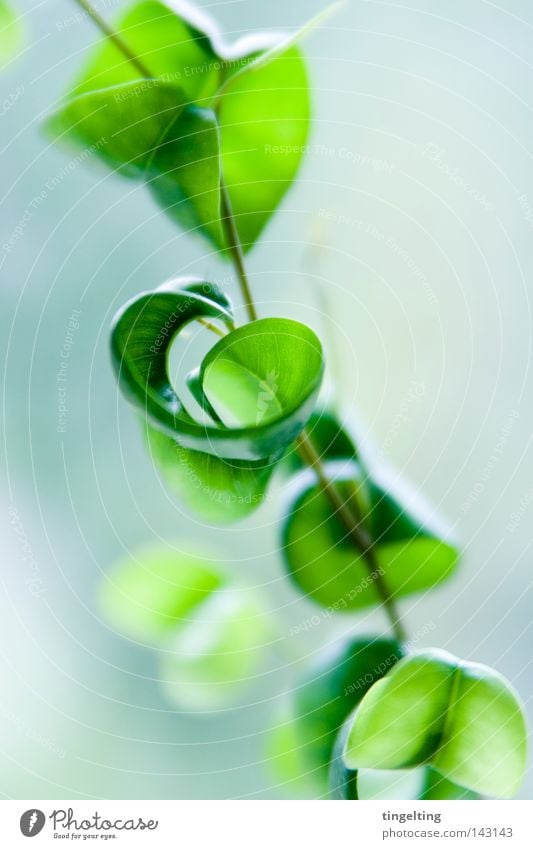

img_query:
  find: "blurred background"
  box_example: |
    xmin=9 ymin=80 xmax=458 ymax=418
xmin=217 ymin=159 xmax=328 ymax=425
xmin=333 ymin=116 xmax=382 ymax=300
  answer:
xmin=1 ymin=0 xmax=533 ymax=799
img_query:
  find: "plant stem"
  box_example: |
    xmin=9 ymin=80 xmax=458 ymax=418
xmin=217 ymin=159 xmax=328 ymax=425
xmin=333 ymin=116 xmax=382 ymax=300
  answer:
xmin=71 ymin=0 xmax=152 ymax=78
xmin=295 ymin=432 xmax=407 ymax=643
xmin=220 ymin=181 xmax=258 ymax=322
xmin=72 ymin=0 xmax=407 ymax=644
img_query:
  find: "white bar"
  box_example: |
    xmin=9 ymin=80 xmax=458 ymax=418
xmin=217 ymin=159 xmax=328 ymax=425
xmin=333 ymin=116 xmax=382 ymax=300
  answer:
xmin=2 ymin=800 xmax=533 ymax=847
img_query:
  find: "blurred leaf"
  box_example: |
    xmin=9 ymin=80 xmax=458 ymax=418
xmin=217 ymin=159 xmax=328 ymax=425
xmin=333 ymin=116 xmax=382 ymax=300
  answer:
xmin=72 ymin=0 xmax=221 ymax=104
xmin=0 ymin=0 xmax=23 ymax=66
xmin=147 ymin=105 xmax=223 ymax=247
xmin=265 ymin=712 xmax=323 ymax=798
xmin=219 ymin=45 xmax=310 ymax=251
xmin=344 ymin=650 xmax=527 ymax=798
xmin=282 ymin=460 xmax=458 ymax=609
xmin=283 ymin=408 xmax=358 ymax=473
xmin=293 ymin=636 xmax=404 ymax=778
xmin=146 ymin=424 xmax=276 ymax=523
xmin=100 ymin=543 xmax=223 ymax=644
xmin=159 ymin=588 xmax=270 ymax=710
xmin=112 ymin=281 xmax=324 ymax=461
xmin=46 ymin=79 xmax=187 ymax=176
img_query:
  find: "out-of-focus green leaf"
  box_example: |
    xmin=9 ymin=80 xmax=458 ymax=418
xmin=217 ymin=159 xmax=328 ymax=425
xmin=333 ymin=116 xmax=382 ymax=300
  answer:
xmin=0 ymin=0 xmax=23 ymax=65
xmin=293 ymin=637 xmax=404 ymax=778
xmin=46 ymin=79 xmax=187 ymax=176
xmin=100 ymin=542 xmax=223 ymax=644
xmin=145 ymin=424 xmax=276 ymax=523
xmin=265 ymin=711 xmax=324 ymax=798
xmin=159 ymin=588 xmax=270 ymax=710
xmin=72 ymin=0 xmax=221 ymax=104
xmin=282 ymin=460 xmax=458 ymax=609
xmin=343 ymin=650 xmax=527 ymax=799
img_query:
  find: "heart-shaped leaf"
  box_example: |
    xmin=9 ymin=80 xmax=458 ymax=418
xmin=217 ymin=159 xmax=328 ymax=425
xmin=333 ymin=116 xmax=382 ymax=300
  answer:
xmin=111 ymin=279 xmax=324 ymax=461
xmin=282 ymin=460 xmax=458 ymax=609
xmin=343 ymin=650 xmax=527 ymax=798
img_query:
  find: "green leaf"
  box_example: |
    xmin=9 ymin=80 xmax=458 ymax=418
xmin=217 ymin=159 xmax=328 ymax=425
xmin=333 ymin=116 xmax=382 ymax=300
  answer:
xmin=0 ymin=0 xmax=23 ymax=65
xmin=282 ymin=460 xmax=458 ymax=609
xmin=218 ymin=44 xmax=310 ymax=251
xmin=145 ymin=424 xmax=276 ymax=523
xmin=329 ymin=712 xmax=359 ymax=799
xmin=159 ymin=587 xmax=270 ymax=710
xmin=265 ymin=712 xmax=323 ymax=798
xmin=343 ymin=650 xmax=527 ymax=798
xmin=46 ymin=79 xmax=187 ymax=176
xmin=47 ymin=0 xmax=313 ymax=253
xmin=100 ymin=542 xmax=223 ymax=644
xmin=293 ymin=637 xmax=404 ymax=778
xmin=200 ymin=318 xmax=324 ymax=436
xmin=72 ymin=0 xmax=221 ymax=104
xmin=330 ymin=739 xmax=479 ymax=800
xmin=147 ymin=105 xmax=223 ymax=248
xmin=111 ymin=282 xmax=324 ymax=461
xmin=420 ymin=768 xmax=479 ymax=800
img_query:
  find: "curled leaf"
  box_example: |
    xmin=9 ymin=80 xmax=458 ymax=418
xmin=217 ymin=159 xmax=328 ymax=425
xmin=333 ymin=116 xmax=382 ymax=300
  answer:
xmin=343 ymin=650 xmax=527 ymax=798
xmin=111 ymin=279 xmax=324 ymax=461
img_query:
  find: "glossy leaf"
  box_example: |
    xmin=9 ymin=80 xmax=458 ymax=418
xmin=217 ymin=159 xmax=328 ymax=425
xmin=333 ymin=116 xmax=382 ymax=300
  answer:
xmin=47 ymin=0 xmax=312 ymax=253
xmin=282 ymin=460 xmax=458 ymax=609
xmin=145 ymin=424 xmax=276 ymax=523
xmin=343 ymin=650 xmax=527 ymax=798
xmin=112 ymin=282 xmax=324 ymax=461
xmin=100 ymin=543 xmax=223 ymax=644
xmin=293 ymin=637 xmax=404 ymax=777
xmin=46 ymin=80 xmax=187 ymax=176
xmin=159 ymin=588 xmax=270 ymax=710
xmin=218 ymin=44 xmax=310 ymax=251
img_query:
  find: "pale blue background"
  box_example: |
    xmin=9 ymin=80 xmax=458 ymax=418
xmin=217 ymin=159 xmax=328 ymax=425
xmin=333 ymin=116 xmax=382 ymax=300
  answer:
xmin=1 ymin=0 xmax=532 ymax=798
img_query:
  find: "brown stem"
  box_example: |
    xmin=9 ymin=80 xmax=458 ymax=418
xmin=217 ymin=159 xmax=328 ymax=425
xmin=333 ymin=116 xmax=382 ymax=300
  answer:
xmin=220 ymin=181 xmax=258 ymax=322
xmin=71 ymin=0 xmax=152 ymax=78
xmin=295 ymin=431 xmax=407 ymax=643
